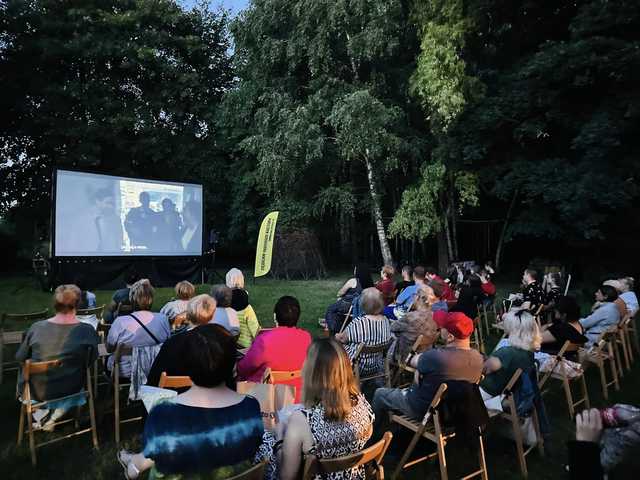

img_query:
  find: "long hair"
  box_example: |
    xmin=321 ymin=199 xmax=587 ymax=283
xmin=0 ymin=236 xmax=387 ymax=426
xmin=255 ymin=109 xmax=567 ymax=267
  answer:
xmin=301 ymin=338 xmax=360 ymax=421
xmin=354 ymin=264 xmax=374 ymax=289
xmin=503 ymin=308 xmax=542 ymax=351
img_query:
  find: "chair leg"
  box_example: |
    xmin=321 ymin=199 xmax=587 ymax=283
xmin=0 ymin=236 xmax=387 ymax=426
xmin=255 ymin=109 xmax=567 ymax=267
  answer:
xmin=532 ymin=408 xmax=544 ymax=456
xmin=562 ymin=375 xmax=575 ymax=419
xmin=436 ymin=433 xmax=448 ymax=480
xmin=609 ymin=345 xmax=620 ymax=391
xmin=598 ymin=359 xmax=609 ymax=400
xmin=115 ymin=375 xmax=120 ymax=445
xmin=478 ymin=433 xmax=489 ymax=480
xmin=580 ymin=374 xmax=591 ymax=410
xmin=620 ymin=330 xmax=631 ymax=371
xmin=17 ymin=402 xmax=25 ymax=446
xmin=510 ymin=408 xmax=528 ymax=478
xmin=612 ymin=340 xmax=624 ymax=379
xmin=391 ymin=429 xmax=423 ymax=480
xmin=26 ymin=403 xmax=37 ymax=466
xmin=87 ymin=369 xmax=99 ymax=450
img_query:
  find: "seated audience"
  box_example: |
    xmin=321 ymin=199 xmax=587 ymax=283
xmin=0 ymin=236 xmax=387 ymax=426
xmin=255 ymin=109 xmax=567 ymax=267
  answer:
xmin=479 ymin=269 xmax=496 ymax=299
xmin=324 ymin=264 xmax=373 ymax=334
xmin=209 ymin=284 xmax=240 ymax=336
xmin=388 ymin=309 xmax=439 ymax=365
xmin=580 ymin=285 xmax=621 ymax=346
xmin=118 ymin=325 xmax=273 ymax=479
xmin=544 ymin=272 xmax=563 ymax=307
xmin=521 ymin=268 xmax=546 ymax=312
xmin=226 ymin=268 xmax=260 ymax=347
xmin=159 ymin=281 xmax=195 ymax=328
xmin=425 ymin=266 xmax=455 ymax=301
xmin=450 ymin=273 xmax=484 ymax=320
xmin=336 ymin=288 xmax=391 ymax=379
xmin=618 ymin=276 xmax=638 ymax=316
xmin=480 ymin=309 xmax=540 ymax=402
xmin=238 ymin=296 xmax=311 ymax=401
xmin=104 ymin=269 xmax=140 ymax=324
xmin=384 ymin=266 xmax=427 ymax=319
xmin=16 ymin=285 xmax=99 ymax=430
xmin=541 ymin=296 xmax=587 ymax=361
xmin=394 ymin=265 xmax=414 ymax=299
xmin=146 ymin=294 xmax=216 ymax=387
xmin=375 ymin=264 xmax=395 ymax=305
xmin=602 ymin=280 xmax=627 ymax=318
xmin=74 ymin=278 xmax=99 ymax=328
xmin=106 ymin=279 xmax=171 ymax=378
xmin=372 ymin=311 xmax=483 ymax=422
xmin=278 ymin=338 xmax=374 ymax=480
xmin=427 ymin=280 xmax=449 ymax=313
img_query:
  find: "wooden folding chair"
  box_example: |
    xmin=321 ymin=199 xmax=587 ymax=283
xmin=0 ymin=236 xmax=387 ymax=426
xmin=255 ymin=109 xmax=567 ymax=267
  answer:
xmin=338 ymin=305 xmax=354 ymax=334
xmin=614 ymin=315 xmax=633 ymax=372
xmin=159 ymin=371 xmax=192 ymax=389
xmin=76 ymin=304 xmax=106 ymax=323
xmin=470 ymin=322 xmax=485 ymax=354
xmin=112 ymin=343 xmax=144 ymax=444
xmin=390 ymin=335 xmax=423 ymax=388
xmin=581 ymin=330 xmax=620 ymax=400
xmin=352 ymin=340 xmax=393 ymax=387
xmin=627 ymin=312 xmax=640 ymax=355
xmin=538 ymin=341 xmax=590 ymax=418
xmin=304 ymin=431 xmax=393 ymax=480
xmin=17 ymin=347 xmax=98 ymax=466
xmin=228 ymin=460 xmax=268 ymax=480
xmin=0 ymin=309 xmax=49 ymax=384
xmin=390 ymin=383 xmax=489 ymax=480
xmin=487 ymin=368 xmax=544 ymax=478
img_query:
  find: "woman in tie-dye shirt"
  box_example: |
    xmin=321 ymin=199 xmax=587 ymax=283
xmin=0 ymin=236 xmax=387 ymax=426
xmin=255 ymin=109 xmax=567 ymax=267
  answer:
xmin=117 ymin=325 xmax=273 ymax=479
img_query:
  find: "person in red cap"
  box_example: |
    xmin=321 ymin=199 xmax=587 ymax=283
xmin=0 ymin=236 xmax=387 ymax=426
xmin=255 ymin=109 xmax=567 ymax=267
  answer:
xmin=372 ymin=310 xmax=483 ymax=423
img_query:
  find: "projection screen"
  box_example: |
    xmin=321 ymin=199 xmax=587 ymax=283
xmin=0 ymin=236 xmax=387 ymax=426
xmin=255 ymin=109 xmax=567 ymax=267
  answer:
xmin=54 ymin=170 xmax=203 ymax=257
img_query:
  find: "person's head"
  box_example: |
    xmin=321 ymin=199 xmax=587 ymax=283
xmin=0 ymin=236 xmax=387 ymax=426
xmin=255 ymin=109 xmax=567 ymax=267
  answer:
xmin=301 ymin=338 xmax=360 ymax=421
xmin=183 ymin=200 xmax=200 ymax=228
xmin=225 ymin=268 xmax=245 ymax=289
xmin=124 ymin=269 xmax=141 ymax=287
xmin=412 ymin=286 xmax=431 ymax=311
xmin=433 ymin=311 xmax=475 ymax=345
xmin=405 ymin=310 xmax=439 ymax=349
xmin=502 ymin=308 xmax=542 ymax=351
xmin=479 ymin=268 xmax=491 ymax=280
xmin=183 ymin=324 xmax=236 ymax=387
xmin=274 ymin=296 xmax=301 ymax=327
xmin=354 ymin=264 xmax=374 ymax=289
xmin=92 ymin=187 xmax=115 ymax=213
xmin=522 ymin=268 xmax=538 ymax=285
xmin=618 ymin=277 xmax=635 ymax=293
xmin=139 ymin=191 xmax=150 ymax=207
xmin=380 ymin=265 xmax=395 ymax=280
xmin=603 ymin=279 xmax=623 ymax=293
xmin=401 ymin=265 xmax=412 ymax=281
xmin=413 ymin=265 xmax=426 ymax=284
xmin=210 ymin=284 xmax=232 ymax=308
xmin=175 ymin=281 xmax=196 ymax=301
xmin=427 ymin=280 xmax=444 ymax=301
xmin=186 ymin=294 xmax=216 ymax=326
xmin=53 ymin=284 xmax=81 ymax=314
xmin=595 ymin=285 xmax=618 ymax=303
xmin=424 ymin=266 xmax=438 ymax=281
xmin=554 ymin=296 xmax=581 ymax=323
xmin=359 ymin=287 xmax=384 ymax=315
xmin=161 ymin=198 xmax=175 ymax=213
xmin=129 ymin=279 xmax=154 ymax=311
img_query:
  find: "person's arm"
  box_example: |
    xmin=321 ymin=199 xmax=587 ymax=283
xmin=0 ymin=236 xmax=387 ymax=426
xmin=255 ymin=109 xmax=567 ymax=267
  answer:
xmin=279 ymin=411 xmax=309 ymax=480
xmin=483 ymin=356 xmax=502 ymax=375
xmin=541 ymin=329 xmax=557 ymax=344
xmin=337 ymin=278 xmax=356 ymax=297
xmin=237 ymin=335 xmax=267 ymax=379
xmin=579 ymin=308 xmax=606 ymax=330
xmin=245 ymin=305 xmax=261 ymax=339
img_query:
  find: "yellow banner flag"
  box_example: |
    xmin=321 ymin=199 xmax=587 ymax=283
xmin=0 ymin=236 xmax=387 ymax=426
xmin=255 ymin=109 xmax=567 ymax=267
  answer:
xmin=254 ymin=211 xmax=279 ymax=277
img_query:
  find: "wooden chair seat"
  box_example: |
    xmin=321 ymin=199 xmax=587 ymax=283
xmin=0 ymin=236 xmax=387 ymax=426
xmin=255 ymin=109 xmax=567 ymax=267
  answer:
xmin=159 ymin=372 xmax=192 ymax=389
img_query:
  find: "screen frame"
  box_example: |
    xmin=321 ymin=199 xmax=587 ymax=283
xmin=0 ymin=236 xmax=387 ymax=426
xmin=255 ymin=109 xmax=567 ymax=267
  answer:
xmin=51 ymin=168 xmax=205 ymax=258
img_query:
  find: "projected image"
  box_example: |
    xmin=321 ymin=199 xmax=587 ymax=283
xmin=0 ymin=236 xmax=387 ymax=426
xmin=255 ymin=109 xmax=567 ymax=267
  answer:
xmin=55 ymin=170 xmax=203 ymax=257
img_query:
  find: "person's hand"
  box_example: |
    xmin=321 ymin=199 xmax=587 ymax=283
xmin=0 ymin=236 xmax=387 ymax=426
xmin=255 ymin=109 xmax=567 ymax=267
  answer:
xmin=334 ymin=332 xmax=347 ymax=343
xmin=576 ymin=408 xmax=603 ymax=443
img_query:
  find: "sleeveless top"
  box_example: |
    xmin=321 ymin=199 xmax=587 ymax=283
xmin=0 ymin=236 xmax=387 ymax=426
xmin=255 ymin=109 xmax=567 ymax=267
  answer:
xmin=341 ymin=279 xmax=362 ymax=304
xmin=302 ymin=394 xmax=374 ymax=480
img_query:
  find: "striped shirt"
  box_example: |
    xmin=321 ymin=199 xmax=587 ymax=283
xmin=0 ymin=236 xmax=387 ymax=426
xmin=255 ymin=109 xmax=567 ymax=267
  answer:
xmin=343 ymin=315 xmax=392 ymax=378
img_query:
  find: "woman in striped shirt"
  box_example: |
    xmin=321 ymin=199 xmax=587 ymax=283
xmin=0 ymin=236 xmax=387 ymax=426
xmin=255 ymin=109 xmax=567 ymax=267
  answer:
xmin=336 ymin=287 xmax=391 ymax=378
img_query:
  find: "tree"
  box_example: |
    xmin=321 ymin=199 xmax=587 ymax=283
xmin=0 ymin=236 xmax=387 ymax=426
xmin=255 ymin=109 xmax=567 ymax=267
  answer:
xmin=0 ymin=0 xmax=233 ymax=238
xmin=221 ymin=0 xmax=425 ymax=265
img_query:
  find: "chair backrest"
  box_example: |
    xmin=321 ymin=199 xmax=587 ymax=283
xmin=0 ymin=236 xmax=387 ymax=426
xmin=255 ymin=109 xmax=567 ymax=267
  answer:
xmin=262 ymin=367 xmax=302 ymax=384
xmin=23 ymin=358 xmax=63 ymax=381
xmin=353 ymin=340 xmax=393 ymax=384
xmin=501 ymin=368 xmax=523 ymax=398
xmin=76 ymin=305 xmax=105 ymax=321
xmin=1 ymin=309 xmax=49 ymax=330
xmin=538 ymin=341 xmax=570 ymax=389
xmin=115 ymin=302 xmax=133 ymax=319
xmin=114 ymin=343 xmax=134 ymax=362
xmin=338 ymin=305 xmax=354 ymax=334
xmin=302 ymin=431 xmax=393 ymax=479
xmin=159 ymin=371 xmax=192 ymax=389
xmin=227 ymin=460 xmax=267 ymax=480
xmin=401 ymin=334 xmax=424 ymax=366
xmin=420 ymin=382 xmax=449 ymax=425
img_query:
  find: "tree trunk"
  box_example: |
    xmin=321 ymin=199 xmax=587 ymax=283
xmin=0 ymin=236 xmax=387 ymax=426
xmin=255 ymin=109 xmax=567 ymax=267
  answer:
xmin=364 ymin=154 xmax=394 ymax=265
xmin=437 ymin=230 xmax=449 ymax=273
xmin=450 ymin=185 xmax=459 ymax=260
xmin=495 ymin=189 xmax=519 ymax=271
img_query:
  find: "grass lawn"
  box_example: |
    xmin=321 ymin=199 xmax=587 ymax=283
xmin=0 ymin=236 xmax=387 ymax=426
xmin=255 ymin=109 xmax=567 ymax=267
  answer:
xmin=1 ymin=273 xmax=639 ymax=479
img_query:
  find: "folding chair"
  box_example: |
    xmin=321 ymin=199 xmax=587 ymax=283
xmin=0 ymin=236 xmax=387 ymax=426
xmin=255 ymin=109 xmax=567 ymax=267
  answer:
xmin=159 ymin=371 xmax=193 ymax=389
xmin=303 ymin=431 xmax=393 ymax=480
xmin=538 ymin=341 xmax=590 ymax=419
xmin=228 ymin=460 xmax=268 ymax=480
xmin=112 ymin=344 xmax=144 ymax=444
xmin=0 ymin=309 xmax=49 ymax=384
xmin=17 ymin=347 xmax=98 ymax=466
xmin=352 ymin=340 xmax=393 ymax=387
xmin=614 ymin=315 xmax=633 ymax=372
xmin=76 ymin=304 xmax=106 ymax=323
xmin=338 ymin=305 xmax=354 ymax=334
xmin=627 ymin=312 xmax=640 ymax=355
xmin=470 ymin=322 xmax=485 ymax=354
xmin=581 ymin=331 xmax=620 ymax=400
xmin=390 ymin=335 xmax=423 ymax=388
xmin=390 ymin=383 xmax=489 ymax=480
xmin=487 ymin=368 xmax=544 ymax=478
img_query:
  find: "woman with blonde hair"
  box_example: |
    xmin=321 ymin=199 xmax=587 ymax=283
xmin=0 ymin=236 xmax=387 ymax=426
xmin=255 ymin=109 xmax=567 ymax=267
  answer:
xmin=225 ymin=268 xmax=260 ymax=348
xmin=618 ymin=277 xmax=638 ymax=316
xmin=480 ymin=308 xmax=541 ymax=403
xmin=278 ymin=338 xmax=374 ymax=480
xmin=160 ymin=280 xmax=196 ymax=327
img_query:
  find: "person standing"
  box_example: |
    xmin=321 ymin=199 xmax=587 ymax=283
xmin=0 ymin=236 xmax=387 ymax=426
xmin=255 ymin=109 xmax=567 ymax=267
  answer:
xmin=125 ymin=192 xmax=158 ymax=250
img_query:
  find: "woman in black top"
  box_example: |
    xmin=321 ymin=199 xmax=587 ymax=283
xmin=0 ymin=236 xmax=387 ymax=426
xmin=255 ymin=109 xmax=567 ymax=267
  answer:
xmin=451 ymin=273 xmax=484 ymax=320
xmin=541 ymin=296 xmax=587 ymax=362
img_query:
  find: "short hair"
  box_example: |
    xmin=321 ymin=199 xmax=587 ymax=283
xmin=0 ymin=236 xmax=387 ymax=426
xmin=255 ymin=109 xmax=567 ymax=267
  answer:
xmin=548 ymin=272 xmax=561 ymax=287
xmin=129 ymin=279 xmax=154 ymax=310
xmin=225 ymin=268 xmax=245 ymax=289
xmin=359 ymin=287 xmax=384 ymax=315
xmin=428 ymin=280 xmax=444 ymax=299
xmin=175 ymin=281 xmax=196 ymax=300
xmin=424 ymin=266 xmax=438 ymax=276
xmin=502 ymin=309 xmax=541 ymax=351
xmin=301 ymin=338 xmax=360 ymax=421
xmin=619 ymin=277 xmax=635 ymax=292
xmin=401 ymin=265 xmax=412 ymax=275
xmin=555 ymin=296 xmax=581 ymax=322
xmin=183 ymin=324 xmax=236 ymax=387
xmin=274 ymin=296 xmax=301 ymax=327
xmin=381 ymin=265 xmax=395 ymax=279
xmin=187 ymin=294 xmax=216 ymax=326
xmin=598 ymin=285 xmax=619 ymax=302
xmin=525 ymin=268 xmax=538 ymax=281
xmin=53 ymin=284 xmax=81 ymax=313
xmin=210 ymin=284 xmax=232 ymax=308
xmin=413 ymin=266 xmax=426 ymax=280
